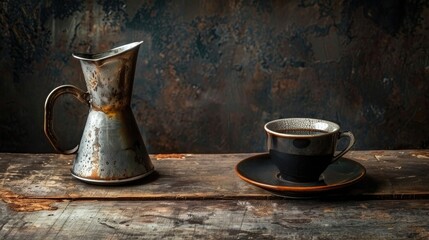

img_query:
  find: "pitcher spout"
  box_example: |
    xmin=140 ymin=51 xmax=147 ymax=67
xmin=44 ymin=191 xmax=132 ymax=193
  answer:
xmin=72 ymin=41 xmax=143 ymax=61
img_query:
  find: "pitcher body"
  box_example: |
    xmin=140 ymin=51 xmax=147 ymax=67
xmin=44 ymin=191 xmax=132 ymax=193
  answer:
xmin=44 ymin=41 xmax=154 ymax=184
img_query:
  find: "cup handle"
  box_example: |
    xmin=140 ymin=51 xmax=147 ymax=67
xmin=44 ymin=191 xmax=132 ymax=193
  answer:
xmin=44 ymin=85 xmax=89 ymax=154
xmin=332 ymin=131 xmax=355 ymax=162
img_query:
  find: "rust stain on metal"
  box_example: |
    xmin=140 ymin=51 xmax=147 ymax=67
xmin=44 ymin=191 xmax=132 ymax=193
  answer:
xmin=155 ymin=153 xmax=186 ymax=160
xmin=0 ymin=189 xmax=59 ymax=212
xmin=90 ymin=127 xmax=101 ymax=179
xmin=92 ymin=104 xmax=119 ymax=118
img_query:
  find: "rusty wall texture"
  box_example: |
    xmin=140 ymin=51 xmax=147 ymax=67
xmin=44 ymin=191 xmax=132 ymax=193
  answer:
xmin=1 ymin=0 xmax=428 ymax=153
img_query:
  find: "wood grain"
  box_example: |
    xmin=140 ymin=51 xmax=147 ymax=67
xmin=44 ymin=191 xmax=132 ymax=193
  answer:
xmin=0 ymin=150 xmax=428 ymax=201
xmin=1 ymin=151 xmax=429 ymax=239
xmin=1 ymin=199 xmax=428 ymax=239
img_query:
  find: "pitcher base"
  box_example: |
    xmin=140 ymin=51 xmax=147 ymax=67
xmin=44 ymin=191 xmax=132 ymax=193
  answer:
xmin=70 ymin=168 xmax=155 ymax=185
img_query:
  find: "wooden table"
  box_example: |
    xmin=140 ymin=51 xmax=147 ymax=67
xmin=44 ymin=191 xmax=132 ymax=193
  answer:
xmin=1 ymin=150 xmax=428 ymax=239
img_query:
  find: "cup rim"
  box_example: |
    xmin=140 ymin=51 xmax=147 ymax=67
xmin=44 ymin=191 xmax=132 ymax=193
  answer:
xmin=264 ymin=118 xmax=341 ymax=138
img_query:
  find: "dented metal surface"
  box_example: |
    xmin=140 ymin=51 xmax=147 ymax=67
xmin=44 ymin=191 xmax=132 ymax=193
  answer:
xmin=44 ymin=42 xmax=154 ymax=183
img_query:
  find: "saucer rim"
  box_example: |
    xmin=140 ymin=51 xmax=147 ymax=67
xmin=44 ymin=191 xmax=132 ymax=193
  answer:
xmin=235 ymin=153 xmax=366 ymax=193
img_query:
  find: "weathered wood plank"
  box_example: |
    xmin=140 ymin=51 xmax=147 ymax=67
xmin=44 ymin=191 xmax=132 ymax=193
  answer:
xmin=1 ymin=199 xmax=428 ymax=240
xmin=0 ymin=150 xmax=428 ymax=200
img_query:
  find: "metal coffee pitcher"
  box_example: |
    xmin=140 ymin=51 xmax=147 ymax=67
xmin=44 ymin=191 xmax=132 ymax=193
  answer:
xmin=44 ymin=41 xmax=154 ymax=184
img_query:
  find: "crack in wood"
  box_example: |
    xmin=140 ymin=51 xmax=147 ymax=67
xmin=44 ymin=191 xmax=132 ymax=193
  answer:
xmin=154 ymin=153 xmax=187 ymax=160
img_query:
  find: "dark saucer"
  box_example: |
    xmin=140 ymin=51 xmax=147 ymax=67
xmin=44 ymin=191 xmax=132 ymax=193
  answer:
xmin=235 ymin=153 xmax=366 ymax=198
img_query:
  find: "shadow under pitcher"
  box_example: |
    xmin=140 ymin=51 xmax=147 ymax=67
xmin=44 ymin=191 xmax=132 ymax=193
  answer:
xmin=44 ymin=41 xmax=154 ymax=185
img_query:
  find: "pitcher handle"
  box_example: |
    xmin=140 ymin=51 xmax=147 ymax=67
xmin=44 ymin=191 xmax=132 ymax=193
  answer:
xmin=332 ymin=131 xmax=355 ymax=162
xmin=44 ymin=85 xmax=89 ymax=154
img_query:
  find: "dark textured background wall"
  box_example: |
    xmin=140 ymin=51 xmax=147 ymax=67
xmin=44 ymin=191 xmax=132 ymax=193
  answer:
xmin=1 ymin=0 xmax=428 ymax=153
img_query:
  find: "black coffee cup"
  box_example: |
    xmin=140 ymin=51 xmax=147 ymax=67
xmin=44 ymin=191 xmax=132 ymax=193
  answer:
xmin=264 ymin=118 xmax=355 ymax=182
